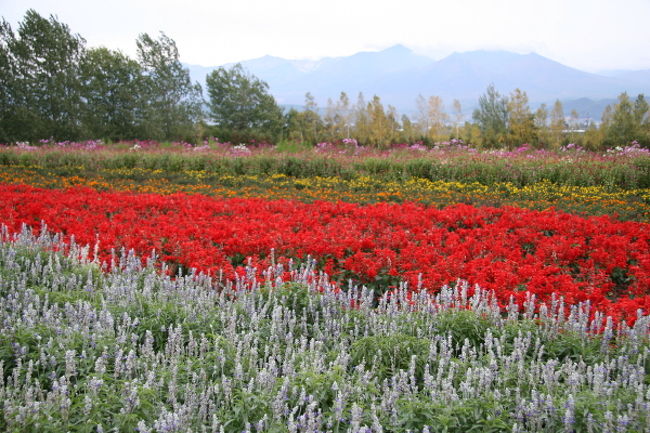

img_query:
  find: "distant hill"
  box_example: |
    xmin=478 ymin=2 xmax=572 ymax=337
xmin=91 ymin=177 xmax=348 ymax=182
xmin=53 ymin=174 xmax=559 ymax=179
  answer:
xmin=185 ymin=46 xmax=650 ymax=118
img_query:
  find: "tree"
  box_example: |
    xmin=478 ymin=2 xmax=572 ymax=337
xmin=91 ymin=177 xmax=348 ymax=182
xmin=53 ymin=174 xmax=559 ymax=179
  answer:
xmin=137 ymin=32 xmax=203 ymax=141
xmin=426 ymin=96 xmax=449 ymax=141
xmin=0 ymin=19 xmax=16 ymax=142
xmin=415 ymin=94 xmax=428 ymax=136
xmin=366 ymin=95 xmax=397 ymax=147
xmin=633 ymin=94 xmax=649 ymax=147
xmin=336 ymin=92 xmax=353 ymax=138
xmin=79 ymin=47 xmax=144 ymax=140
xmin=0 ymin=10 xmax=86 ymax=141
xmin=206 ymin=63 xmax=283 ymax=141
xmin=452 ymin=99 xmax=463 ymax=138
xmin=633 ymin=94 xmax=649 ymax=125
xmin=415 ymin=95 xmax=449 ymax=142
xmin=604 ymin=92 xmax=643 ymax=148
xmin=400 ymin=114 xmax=418 ymax=143
xmin=472 ymin=84 xmax=508 ymax=148
xmin=284 ymin=93 xmax=324 ymax=144
xmin=506 ymin=88 xmax=537 ymax=147
xmin=534 ymin=103 xmax=550 ymax=147
xmin=353 ymin=92 xmax=370 ymax=144
xmin=550 ymin=99 xmax=566 ymax=148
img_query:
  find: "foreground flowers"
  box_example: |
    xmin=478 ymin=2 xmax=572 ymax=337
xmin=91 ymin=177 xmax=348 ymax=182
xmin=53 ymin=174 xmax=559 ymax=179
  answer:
xmin=1 ymin=227 xmax=649 ymax=432
xmin=0 ymin=184 xmax=648 ymax=322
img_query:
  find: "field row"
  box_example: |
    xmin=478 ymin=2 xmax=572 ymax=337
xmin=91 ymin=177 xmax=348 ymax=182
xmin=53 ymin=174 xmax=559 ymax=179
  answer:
xmin=1 ymin=184 xmax=648 ymax=322
xmin=1 ymin=144 xmax=650 ymax=188
xmin=1 ymin=230 xmax=649 ymax=432
xmin=2 ymin=166 xmax=649 ymax=221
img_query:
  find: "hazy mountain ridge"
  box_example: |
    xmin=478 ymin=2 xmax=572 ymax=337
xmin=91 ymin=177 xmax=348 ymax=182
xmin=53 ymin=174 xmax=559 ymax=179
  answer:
xmin=185 ymin=46 xmax=650 ymax=118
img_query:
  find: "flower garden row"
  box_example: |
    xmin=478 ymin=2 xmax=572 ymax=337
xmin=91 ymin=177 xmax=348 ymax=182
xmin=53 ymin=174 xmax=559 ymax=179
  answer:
xmin=2 ymin=184 xmax=648 ymax=323
xmin=2 ymin=142 xmax=650 ymax=189
xmin=1 ymin=228 xmax=649 ymax=432
xmin=2 ymin=165 xmax=648 ymax=221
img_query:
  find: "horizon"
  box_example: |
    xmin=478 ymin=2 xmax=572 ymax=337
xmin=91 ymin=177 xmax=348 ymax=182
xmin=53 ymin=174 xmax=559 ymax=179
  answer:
xmin=3 ymin=0 xmax=650 ymax=73
xmin=182 ymin=45 xmax=648 ymax=75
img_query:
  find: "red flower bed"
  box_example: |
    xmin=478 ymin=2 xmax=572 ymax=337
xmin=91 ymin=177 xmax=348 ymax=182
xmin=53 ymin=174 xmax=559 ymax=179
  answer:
xmin=2 ymin=184 xmax=649 ymax=321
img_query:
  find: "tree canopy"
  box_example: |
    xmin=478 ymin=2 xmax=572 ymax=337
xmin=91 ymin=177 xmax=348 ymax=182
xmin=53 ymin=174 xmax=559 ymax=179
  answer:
xmin=206 ymin=63 xmax=284 ymax=141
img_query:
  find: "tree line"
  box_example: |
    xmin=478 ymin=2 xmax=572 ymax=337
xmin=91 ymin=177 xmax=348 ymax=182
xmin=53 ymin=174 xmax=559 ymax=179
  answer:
xmin=1 ymin=10 xmax=649 ymax=150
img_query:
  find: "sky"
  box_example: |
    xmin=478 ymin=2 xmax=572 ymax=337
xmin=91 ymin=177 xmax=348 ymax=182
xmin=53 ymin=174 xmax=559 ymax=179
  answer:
xmin=3 ymin=0 xmax=650 ymax=72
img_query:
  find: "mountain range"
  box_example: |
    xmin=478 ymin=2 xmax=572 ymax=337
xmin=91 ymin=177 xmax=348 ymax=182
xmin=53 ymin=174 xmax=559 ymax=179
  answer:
xmin=185 ymin=45 xmax=650 ymax=119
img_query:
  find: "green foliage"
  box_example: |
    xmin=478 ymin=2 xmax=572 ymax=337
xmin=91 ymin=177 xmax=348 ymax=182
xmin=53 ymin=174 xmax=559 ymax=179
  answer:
xmin=206 ymin=63 xmax=284 ymax=142
xmin=432 ymin=309 xmax=493 ymax=348
xmin=79 ymin=47 xmax=144 ymax=140
xmin=0 ymin=9 xmax=86 ymax=142
xmin=350 ymin=334 xmax=430 ymax=381
xmin=507 ymin=88 xmax=538 ymax=148
xmin=136 ymin=32 xmax=203 ymax=141
xmin=395 ymin=398 xmax=510 ymax=432
xmin=0 ymin=11 xmax=204 ymax=143
xmin=473 ymin=84 xmax=509 ymax=148
xmin=605 ymin=93 xmax=637 ymax=147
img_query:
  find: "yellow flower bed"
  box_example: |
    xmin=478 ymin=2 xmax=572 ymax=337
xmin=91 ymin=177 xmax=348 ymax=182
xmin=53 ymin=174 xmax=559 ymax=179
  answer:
xmin=1 ymin=166 xmax=648 ymax=221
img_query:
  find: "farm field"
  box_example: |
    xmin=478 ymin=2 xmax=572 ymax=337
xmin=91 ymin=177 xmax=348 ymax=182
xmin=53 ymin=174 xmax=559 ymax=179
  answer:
xmin=1 ymin=141 xmax=650 ymax=432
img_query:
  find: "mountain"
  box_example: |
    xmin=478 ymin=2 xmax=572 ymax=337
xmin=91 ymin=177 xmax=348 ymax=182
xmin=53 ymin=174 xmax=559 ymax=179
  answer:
xmin=185 ymin=46 xmax=650 ymax=117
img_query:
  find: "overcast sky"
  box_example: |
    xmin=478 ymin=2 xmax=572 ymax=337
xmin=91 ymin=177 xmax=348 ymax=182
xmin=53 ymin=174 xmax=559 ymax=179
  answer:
xmin=3 ymin=0 xmax=650 ymax=72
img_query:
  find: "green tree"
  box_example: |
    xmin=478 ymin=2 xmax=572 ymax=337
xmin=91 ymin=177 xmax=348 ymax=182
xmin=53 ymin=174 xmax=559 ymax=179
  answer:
xmin=534 ymin=103 xmax=550 ymax=147
xmin=400 ymin=114 xmax=418 ymax=143
xmin=550 ymin=99 xmax=566 ymax=148
xmin=472 ymin=84 xmax=508 ymax=148
xmin=79 ymin=47 xmax=144 ymax=140
xmin=604 ymin=92 xmax=637 ymax=148
xmin=633 ymin=94 xmax=649 ymax=147
xmin=452 ymin=99 xmax=463 ymax=139
xmin=335 ymin=91 xmax=353 ymax=139
xmin=0 ymin=10 xmax=85 ymax=142
xmin=137 ymin=32 xmax=203 ymax=141
xmin=284 ymin=93 xmax=324 ymax=144
xmin=0 ymin=19 xmax=16 ymax=142
xmin=366 ymin=95 xmax=397 ymax=147
xmin=506 ymin=88 xmax=537 ymax=148
xmin=206 ymin=63 xmax=283 ymax=141
xmin=353 ymin=92 xmax=370 ymax=144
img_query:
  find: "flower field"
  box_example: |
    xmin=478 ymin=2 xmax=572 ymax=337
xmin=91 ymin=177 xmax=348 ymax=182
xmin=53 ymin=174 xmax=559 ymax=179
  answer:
xmin=1 ymin=184 xmax=649 ymax=324
xmin=1 ymin=143 xmax=650 ymax=432
xmin=1 ymin=228 xmax=649 ymax=432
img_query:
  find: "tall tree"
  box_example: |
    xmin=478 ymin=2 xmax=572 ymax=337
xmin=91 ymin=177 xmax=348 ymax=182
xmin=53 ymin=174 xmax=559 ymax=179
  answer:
xmin=137 ymin=32 xmax=202 ymax=141
xmin=400 ymin=114 xmax=418 ymax=143
xmin=534 ymin=103 xmax=550 ymax=147
xmin=79 ymin=47 xmax=144 ymax=140
xmin=353 ymin=92 xmax=370 ymax=144
xmin=335 ymin=92 xmax=352 ymax=138
xmin=366 ymin=95 xmax=394 ymax=147
xmin=452 ymin=99 xmax=463 ymax=138
xmin=206 ymin=63 xmax=283 ymax=141
xmin=633 ymin=94 xmax=649 ymax=147
xmin=550 ymin=99 xmax=566 ymax=148
xmin=507 ymin=88 xmax=537 ymax=147
xmin=426 ymin=96 xmax=449 ymax=141
xmin=0 ymin=10 xmax=86 ymax=141
xmin=415 ymin=94 xmax=429 ymax=136
xmin=0 ymin=19 xmax=16 ymax=142
xmin=604 ymin=92 xmax=638 ymax=147
xmin=472 ymin=84 xmax=508 ymax=148
xmin=284 ymin=93 xmax=324 ymax=144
